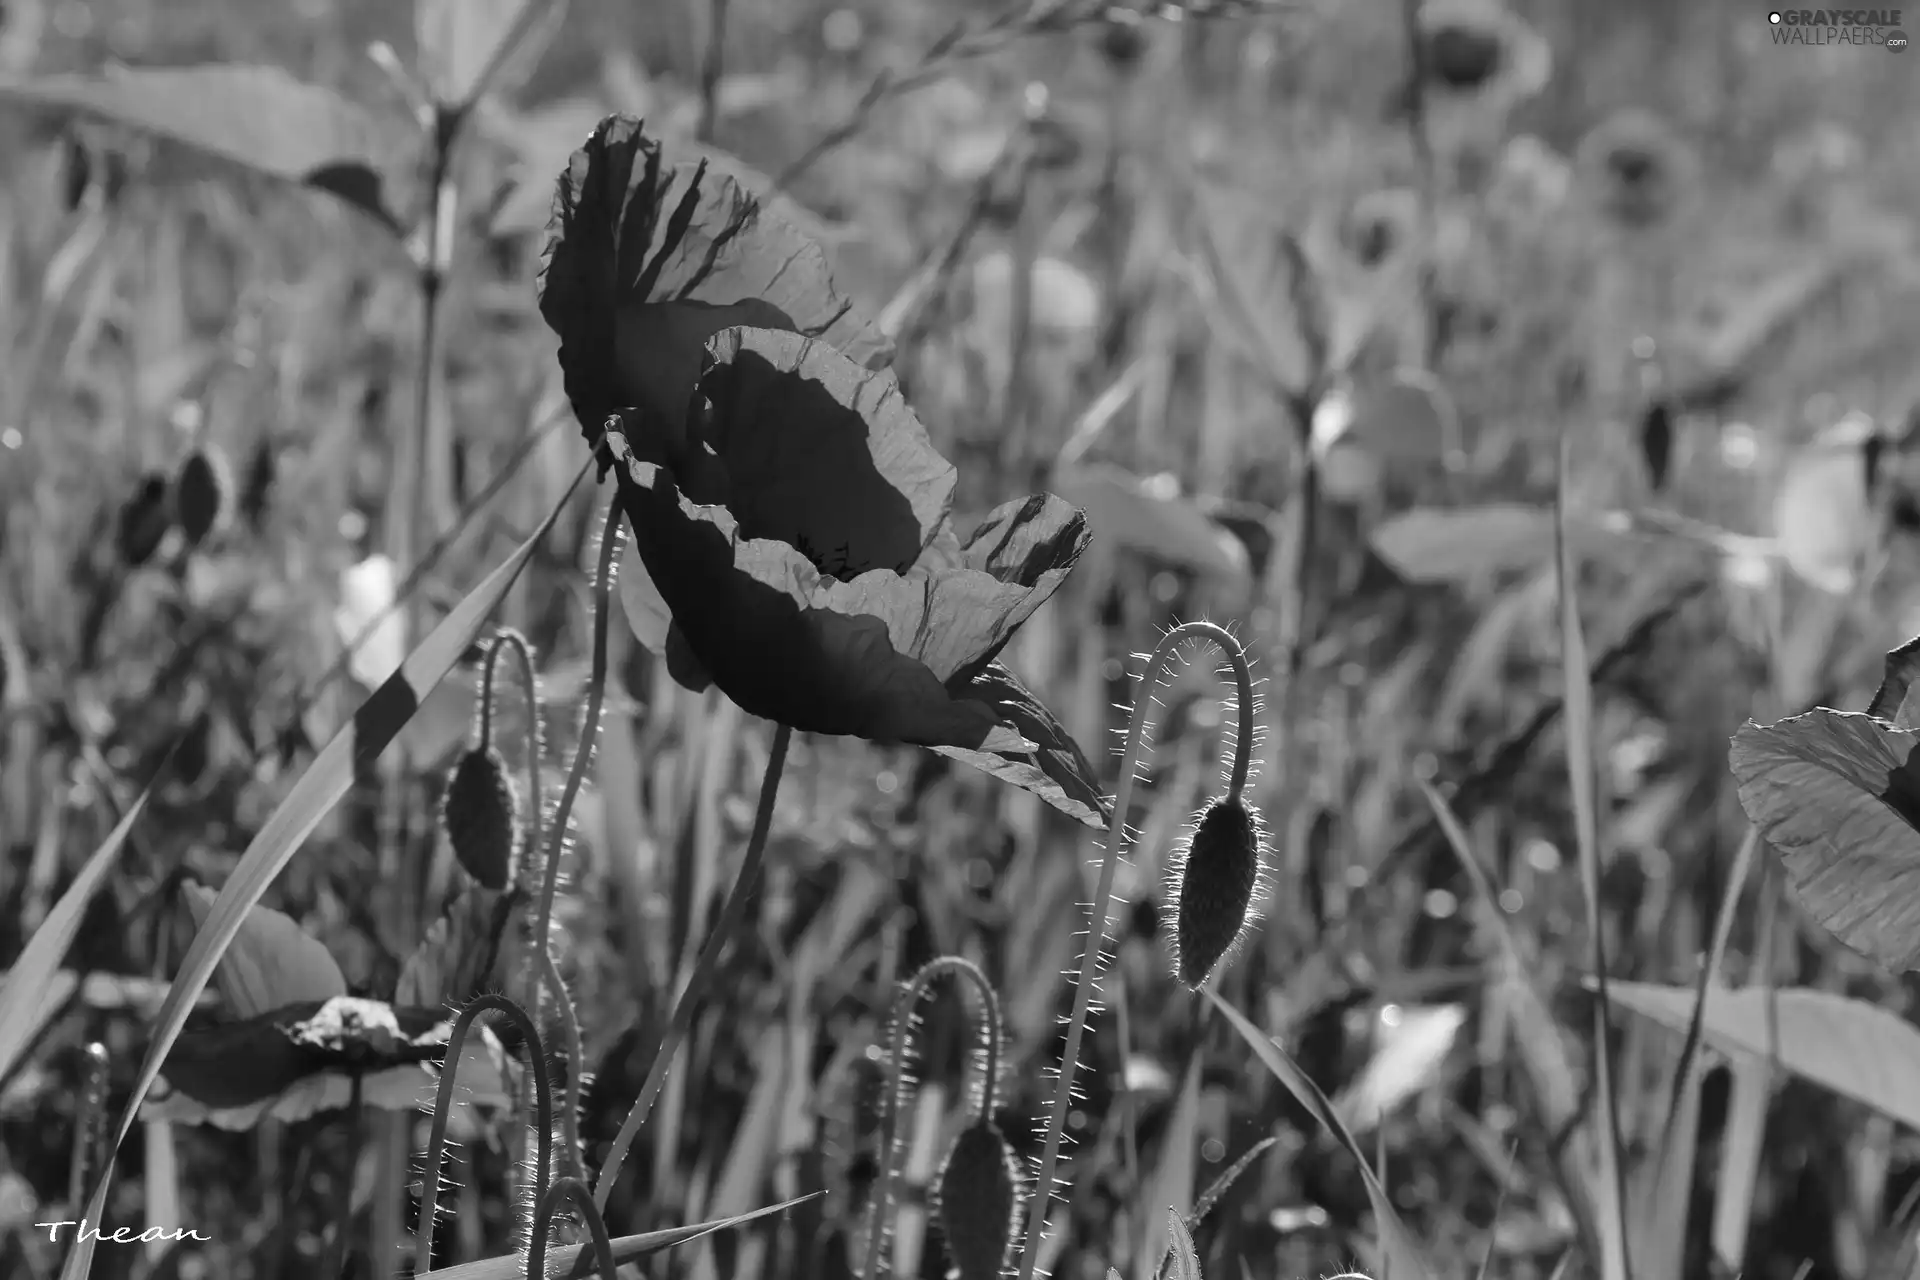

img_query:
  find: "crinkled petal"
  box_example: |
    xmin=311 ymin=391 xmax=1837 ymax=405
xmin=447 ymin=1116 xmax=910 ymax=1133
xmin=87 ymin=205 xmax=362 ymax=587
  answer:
xmin=610 ymin=433 xmax=1033 ymax=749
xmin=537 ymin=115 xmax=890 ymax=462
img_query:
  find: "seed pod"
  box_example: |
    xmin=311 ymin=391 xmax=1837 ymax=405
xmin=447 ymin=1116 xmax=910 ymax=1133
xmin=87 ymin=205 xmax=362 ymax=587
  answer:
xmin=932 ymin=1121 xmax=1022 ymax=1280
xmin=117 ymin=472 xmax=174 ymax=568
xmin=1172 ymin=793 xmax=1264 ymax=988
xmin=441 ymin=745 xmax=522 ymax=891
xmin=174 ymin=444 xmax=232 ymax=547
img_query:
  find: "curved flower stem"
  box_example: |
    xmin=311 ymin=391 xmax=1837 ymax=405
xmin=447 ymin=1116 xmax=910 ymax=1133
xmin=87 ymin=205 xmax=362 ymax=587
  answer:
xmin=861 ymin=955 xmax=1003 ymax=1280
xmin=480 ymin=628 xmax=545 ymax=870
xmin=527 ymin=503 xmax=623 ymax=1182
xmin=529 ymin=1176 xmax=622 ymax=1280
xmin=591 ymin=718 xmax=794 ymax=1213
xmin=414 ymin=995 xmax=551 ymax=1277
xmin=1014 ymin=620 xmax=1252 ymax=1280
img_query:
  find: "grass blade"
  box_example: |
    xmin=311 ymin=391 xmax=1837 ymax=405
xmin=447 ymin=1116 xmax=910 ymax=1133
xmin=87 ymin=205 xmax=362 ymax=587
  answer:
xmin=418 ymin=1193 xmax=821 ymax=1279
xmin=1553 ymin=427 xmax=1632 ymax=1280
xmin=1205 ymin=990 xmax=1436 ymax=1280
xmin=55 ymin=459 xmax=589 ymax=1280
xmin=0 ymin=789 xmax=152 ymax=1084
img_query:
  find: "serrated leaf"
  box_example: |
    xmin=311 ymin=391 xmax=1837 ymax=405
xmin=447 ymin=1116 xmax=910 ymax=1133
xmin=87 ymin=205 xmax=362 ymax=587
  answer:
xmin=56 ymin=458 xmax=583 ymax=1280
xmin=935 ymin=662 xmax=1111 ymax=830
xmin=1053 ymin=463 xmax=1251 ymax=586
xmin=1601 ymin=980 xmax=1920 ymax=1130
xmin=1165 ymin=1209 xmax=1202 ymax=1280
xmin=1730 ymin=709 xmax=1920 ymax=970
xmin=179 ymin=884 xmax=347 ymax=1019
xmin=1206 ymin=990 xmax=1437 ymax=1280
xmin=0 ymin=65 xmax=405 ymax=232
xmin=416 ymin=1194 xmax=819 ymax=1278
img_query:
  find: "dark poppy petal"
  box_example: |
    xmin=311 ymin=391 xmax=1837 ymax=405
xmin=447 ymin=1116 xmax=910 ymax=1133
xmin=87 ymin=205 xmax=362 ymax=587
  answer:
xmin=610 ymin=439 xmax=1030 ymax=749
xmin=615 ymin=538 xmax=714 ymax=692
xmin=695 ymin=327 xmax=957 ymax=578
xmin=950 ymin=492 xmax=1089 ymax=681
xmin=537 ymin=115 xmax=890 ymax=460
xmin=153 ymin=1004 xmax=328 ymax=1109
xmin=932 ymin=663 xmax=1112 ymax=830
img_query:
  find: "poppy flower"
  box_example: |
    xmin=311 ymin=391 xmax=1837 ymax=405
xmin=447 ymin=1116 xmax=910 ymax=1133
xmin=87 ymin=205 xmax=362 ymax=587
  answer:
xmin=1576 ymin=108 xmax=1696 ymax=233
xmin=1413 ymin=0 xmax=1551 ymax=106
xmin=144 ymin=886 xmax=514 ymax=1131
xmin=537 ymin=116 xmax=1108 ymax=827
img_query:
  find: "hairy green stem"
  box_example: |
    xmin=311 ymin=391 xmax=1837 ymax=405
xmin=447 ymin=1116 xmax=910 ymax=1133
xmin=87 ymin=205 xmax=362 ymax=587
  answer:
xmin=530 ymin=1176 xmax=621 ymax=1280
xmin=1015 ymin=620 xmax=1253 ymax=1280
xmin=525 ymin=503 xmax=622 ymax=1183
xmin=862 ymin=955 xmax=1004 ymax=1280
xmin=414 ymin=995 xmax=552 ymax=1276
xmin=591 ymin=719 xmax=794 ymax=1211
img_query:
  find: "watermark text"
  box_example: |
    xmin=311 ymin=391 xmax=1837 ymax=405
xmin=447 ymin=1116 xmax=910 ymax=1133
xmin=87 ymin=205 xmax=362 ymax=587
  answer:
xmin=35 ymin=1220 xmax=212 ymax=1245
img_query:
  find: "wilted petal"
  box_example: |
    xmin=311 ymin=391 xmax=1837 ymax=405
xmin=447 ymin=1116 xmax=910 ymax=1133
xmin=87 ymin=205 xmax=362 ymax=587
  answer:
xmin=537 ymin=115 xmax=890 ymax=460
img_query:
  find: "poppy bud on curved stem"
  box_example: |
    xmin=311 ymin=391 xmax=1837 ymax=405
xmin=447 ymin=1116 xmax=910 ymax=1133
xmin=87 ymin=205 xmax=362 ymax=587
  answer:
xmin=1017 ymin=619 xmax=1258 ymax=1280
xmin=416 ymin=994 xmax=552 ymax=1277
xmin=864 ymin=956 xmax=1016 ymax=1280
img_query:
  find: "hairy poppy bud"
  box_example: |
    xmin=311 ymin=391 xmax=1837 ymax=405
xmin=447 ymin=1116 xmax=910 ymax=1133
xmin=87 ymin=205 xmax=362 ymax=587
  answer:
xmin=117 ymin=472 xmax=173 ymax=568
xmin=1173 ymin=793 xmax=1264 ymax=988
xmin=933 ymin=1121 xmax=1022 ymax=1280
xmin=441 ymin=746 xmax=522 ymax=891
xmin=174 ymin=444 xmax=232 ymax=547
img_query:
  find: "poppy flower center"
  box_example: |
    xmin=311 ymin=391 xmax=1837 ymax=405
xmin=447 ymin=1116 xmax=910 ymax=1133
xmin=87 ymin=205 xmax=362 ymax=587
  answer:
xmin=1425 ymin=24 xmax=1503 ymax=90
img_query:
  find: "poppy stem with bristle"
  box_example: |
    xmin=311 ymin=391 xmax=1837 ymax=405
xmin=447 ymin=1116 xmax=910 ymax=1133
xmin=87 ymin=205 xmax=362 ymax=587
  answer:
xmin=480 ymin=627 xmax=545 ymax=865
xmin=1015 ymin=620 xmax=1253 ymax=1280
xmin=863 ymin=955 xmax=1005 ymax=1280
xmin=527 ymin=1175 xmax=621 ymax=1280
xmin=528 ymin=506 xmax=623 ymax=1185
xmin=591 ymin=718 xmax=794 ymax=1213
xmin=415 ymin=994 xmax=552 ymax=1276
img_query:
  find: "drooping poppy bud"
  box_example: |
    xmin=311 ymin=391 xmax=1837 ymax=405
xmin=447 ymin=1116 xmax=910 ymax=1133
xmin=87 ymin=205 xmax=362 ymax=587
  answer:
xmin=932 ymin=1120 xmax=1023 ymax=1280
xmin=1172 ymin=793 xmax=1265 ymax=988
xmin=441 ymin=746 xmax=523 ymax=891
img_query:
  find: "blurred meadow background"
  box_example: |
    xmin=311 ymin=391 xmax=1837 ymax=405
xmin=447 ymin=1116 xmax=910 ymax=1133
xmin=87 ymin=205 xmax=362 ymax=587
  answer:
xmin=6 ymin=1 xmax=1920 ymax=1279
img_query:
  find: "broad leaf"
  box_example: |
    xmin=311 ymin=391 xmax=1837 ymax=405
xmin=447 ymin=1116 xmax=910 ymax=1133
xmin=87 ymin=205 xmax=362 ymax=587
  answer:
xmin=936 ymin=662 xmax=1111 ymax=830
xmin=0 ymin=791 xmax=151 ymax=1087
xmin=1603 ymin=980 xmax=1920 ymax=1131
xmin=1730 ymin=710 xmax=1920 ymax=970
xmin=0 ymin=65 xmax=406 ymax=232
xmin=1207 ymin=991 xmax=1437 ymax=1280
xmin=57 ymin=460 xmax=585 ymax=1280
xmin=417 ymin=1194 xmax=820 ymax=1279
xmin=179 ymin=884 xmax=346 ymax=1019
xmin=1053 ymin=463 xmax=1251 ymax=586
